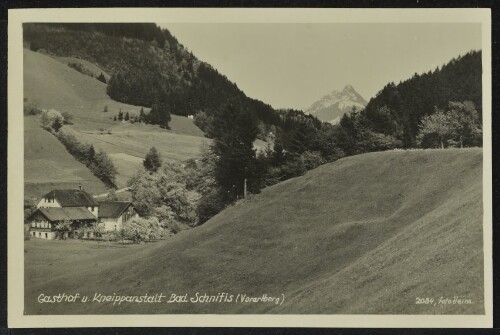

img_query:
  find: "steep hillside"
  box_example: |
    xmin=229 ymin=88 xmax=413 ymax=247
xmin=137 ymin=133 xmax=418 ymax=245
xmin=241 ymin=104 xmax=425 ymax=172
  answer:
xmin=24 ymin=49 xmax=204 ymax=136
xmin=361 ymin=50 xmax=482 ymax=146
xmin=306 ymin=85 xmax=367 ymax=123
xmin=52 ymin=55 xmax=111 ymax=81
xmin=23 ymin=23 xmax=278 ymax=126
xmin=24 ymin=117 xmax=108 ymax=198
xmin=24 ymin=49 xmax=209 ymax=189
xmin=25 ymin=149 xmax=483 ymax=315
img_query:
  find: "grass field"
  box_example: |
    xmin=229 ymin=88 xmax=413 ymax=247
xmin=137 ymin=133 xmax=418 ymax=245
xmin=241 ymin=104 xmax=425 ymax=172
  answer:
xmin=51 ymin=55 xmax=111 ymax=80
xmin=24 ymin=49 xmax=208 ymax=192
xmin=24 ymin=116 xmax=108 ymax=199
xmin=70 ymin=127 xmax=210 ymax=188
xmin=24 ymin=148 xmax=484 ymax=315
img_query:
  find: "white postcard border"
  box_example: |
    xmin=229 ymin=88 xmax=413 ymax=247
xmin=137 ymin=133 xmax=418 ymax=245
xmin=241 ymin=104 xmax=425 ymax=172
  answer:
xmin=7 ymin=7 xmax=493 ymax=328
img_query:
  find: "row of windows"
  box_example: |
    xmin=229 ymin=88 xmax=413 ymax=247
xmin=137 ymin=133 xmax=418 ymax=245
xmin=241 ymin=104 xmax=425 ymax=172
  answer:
xmin=32 ymin=221 xmax=52 ymax=229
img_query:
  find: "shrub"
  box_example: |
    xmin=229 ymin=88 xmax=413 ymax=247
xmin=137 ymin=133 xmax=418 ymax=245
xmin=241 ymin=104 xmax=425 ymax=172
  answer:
xmin=61 ymin=111 xmax=74 ymax=125
xmin=55 ymin=128 xmax=117 ymax=186
xmin=97 ymin=72 xmax=107 ymax=83
xmin=196 ymin=189 xmax=229 ymax=225
xmin=40 ymin=109 xmax=64 ymax=132
xmin=166 ymin=220 xmax=181 ymax=234
xmin=24 ymin=196 xmax=37 ymax=222
xmin=193 ymin=111 xmax=213 ymax=134
xmin=24 ymin=224 xmax=31 ymax=241
xmin=123 ymin=217 xmax=165 ymax=243
xmin=92 ymin=222 xmax=106 ymax=239
xmin=53 ymin=220 xmax=72 ymax=239
xmin=24 ymin=103 xmax=43 ymax=116
xmin=299 ymin=151 xmax=326 ymax=171
xmin=30 ymin=40 xmax=41 ymax=51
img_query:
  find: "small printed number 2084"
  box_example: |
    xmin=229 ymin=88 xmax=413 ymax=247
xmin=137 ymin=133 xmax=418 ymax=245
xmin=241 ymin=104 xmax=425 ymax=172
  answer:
xmin=415 ymin=297 xmax=434 ymax=304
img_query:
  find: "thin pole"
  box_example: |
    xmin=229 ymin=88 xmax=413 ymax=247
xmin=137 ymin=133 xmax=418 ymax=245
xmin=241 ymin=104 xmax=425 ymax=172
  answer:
xmin=243 ymin=178 xmax=247 ymax=199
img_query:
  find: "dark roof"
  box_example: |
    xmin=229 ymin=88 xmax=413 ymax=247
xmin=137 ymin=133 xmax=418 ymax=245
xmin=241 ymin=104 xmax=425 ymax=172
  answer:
xmin=34 ymin=207 xmax=97 ymax=222
xmin=98 ymin=201 xmax=133 ymax=218
xmin=42 ymin=189 xmax=98 ymax=207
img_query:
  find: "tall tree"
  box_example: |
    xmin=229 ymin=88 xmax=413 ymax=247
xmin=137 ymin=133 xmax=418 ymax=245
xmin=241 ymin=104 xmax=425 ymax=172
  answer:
xmin=143 ymin=147 xmax=162 ymax=173
xmin=150 ymin=100 xmax=171 ymax=129
xmin=87 ymin=144 xmax=96 ymax=162
xmin=211 ymin=103 xmax=259 ymax=199
xmin=416 ymin=108 xmax=453 ymax=149
xmin=447 ymin=101 xmax=482 ymax=148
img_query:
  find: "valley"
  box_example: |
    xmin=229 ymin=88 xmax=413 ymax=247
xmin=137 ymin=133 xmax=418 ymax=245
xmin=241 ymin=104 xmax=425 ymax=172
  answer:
xmin=21 ymin=23 xmax=486 ymax=317
xmin=24 ymin=148 xmax=484 ymax=314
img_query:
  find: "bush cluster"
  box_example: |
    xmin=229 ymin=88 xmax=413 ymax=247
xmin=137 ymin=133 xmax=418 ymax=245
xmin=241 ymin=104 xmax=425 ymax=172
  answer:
xmin=122 ymin=217 xmax=165 ymax=243
xmin=55 ymin=129 xmax=117 ymax=187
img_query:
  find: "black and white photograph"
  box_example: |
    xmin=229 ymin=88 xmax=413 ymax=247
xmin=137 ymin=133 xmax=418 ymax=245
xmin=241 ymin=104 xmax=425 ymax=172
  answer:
xmin=7 ymin=8 xmax=493 ymax=328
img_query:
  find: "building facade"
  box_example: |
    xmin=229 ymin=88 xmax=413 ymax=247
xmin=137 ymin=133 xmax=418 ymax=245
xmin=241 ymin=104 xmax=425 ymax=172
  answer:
xmin=98 ymin=201 xmax=139 ymax=231
xmin=29 ymin=188 xmax=139 ymax=240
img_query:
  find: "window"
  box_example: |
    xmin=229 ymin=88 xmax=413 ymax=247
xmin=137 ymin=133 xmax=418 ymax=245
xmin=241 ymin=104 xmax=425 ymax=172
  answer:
xmin=32 ymin=232 xmax=35 ymax=237
xmin=45 ymin=233 xmax=48 ymax=238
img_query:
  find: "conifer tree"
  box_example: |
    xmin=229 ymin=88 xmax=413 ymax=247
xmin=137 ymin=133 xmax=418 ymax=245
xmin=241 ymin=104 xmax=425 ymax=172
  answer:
xmin=139 ymin=107 xmax=145 ymax=122
xmin=143 ymin=147 xmax=162 ymax=173
xmin=87 ymin=145 xmax=96 ymax=162
xmin=211 ymin=103 xmax=259 ymax=199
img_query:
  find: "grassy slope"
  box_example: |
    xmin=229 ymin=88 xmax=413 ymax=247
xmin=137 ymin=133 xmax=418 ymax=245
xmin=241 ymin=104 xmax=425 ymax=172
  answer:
xmin=24 ymin=116 xmax=108 ymax=199
xmin=24 ymin=49 xmax=208 ymax=189
xmin=24 ymin=48 xmax=205 ymax=136
xmin=51 ymin=55 xmax=112 ymax=80
xmin=24 ymin=149 xmax=484 ymax=315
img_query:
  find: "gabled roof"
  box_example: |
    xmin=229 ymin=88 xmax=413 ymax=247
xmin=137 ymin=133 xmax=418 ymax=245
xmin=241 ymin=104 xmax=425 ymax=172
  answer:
xmin=33 ymin=207 xmax=97 ymax=222
xmin=42 ymin=189 xmax=98 ymax=207
xmin=98 ymin=201 xmax=134 ymax=218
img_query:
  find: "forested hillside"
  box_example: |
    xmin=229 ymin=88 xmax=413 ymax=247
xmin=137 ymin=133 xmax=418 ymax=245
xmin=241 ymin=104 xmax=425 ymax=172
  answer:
xmin=23 ymin=23 xmax=277 ymax=126
xmin=360 ymin=51 xmax=482 ymax=146
xmin=23 ymin=22 xmax=483 ymax=225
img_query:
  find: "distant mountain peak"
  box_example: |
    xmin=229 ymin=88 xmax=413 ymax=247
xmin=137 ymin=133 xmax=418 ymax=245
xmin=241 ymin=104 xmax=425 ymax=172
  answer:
xmin=305 ymin=85 xmax=367 ymax=124
xmin=342 ymin=84 xmax=355 ymax=92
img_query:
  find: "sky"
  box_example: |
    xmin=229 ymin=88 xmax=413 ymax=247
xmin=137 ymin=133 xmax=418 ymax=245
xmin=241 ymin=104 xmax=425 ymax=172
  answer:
xmin=159 ymin=23 xmax=481 ymax=110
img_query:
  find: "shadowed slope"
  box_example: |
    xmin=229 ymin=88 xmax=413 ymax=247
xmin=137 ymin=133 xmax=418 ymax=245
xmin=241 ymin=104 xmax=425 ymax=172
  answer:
xmin=24 ymin=117 xmax=108 ymax=198
xmin=25 ymin=149 xmax=484 ymax=314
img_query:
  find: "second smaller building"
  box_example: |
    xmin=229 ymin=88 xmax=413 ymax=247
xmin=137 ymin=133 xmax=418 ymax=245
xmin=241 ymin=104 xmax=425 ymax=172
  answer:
xmin=98 ymin=201 xmax=139 ymax=231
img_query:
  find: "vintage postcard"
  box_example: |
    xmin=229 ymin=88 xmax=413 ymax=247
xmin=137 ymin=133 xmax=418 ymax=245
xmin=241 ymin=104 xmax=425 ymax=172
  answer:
xmin=8 ymin=8 xmax=492 ymax=328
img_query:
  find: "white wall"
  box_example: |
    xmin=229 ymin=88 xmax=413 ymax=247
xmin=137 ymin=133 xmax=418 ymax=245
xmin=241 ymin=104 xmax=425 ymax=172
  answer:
xmin=102 ymin=217 xmax=122 ymax=232
xmin=31 ymin=230 xmax=56 ymax=240
xmin=87 ymin=206 xmax=99 ymax=218
xmin=36 ymin=198 xmax=62 ymax=208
